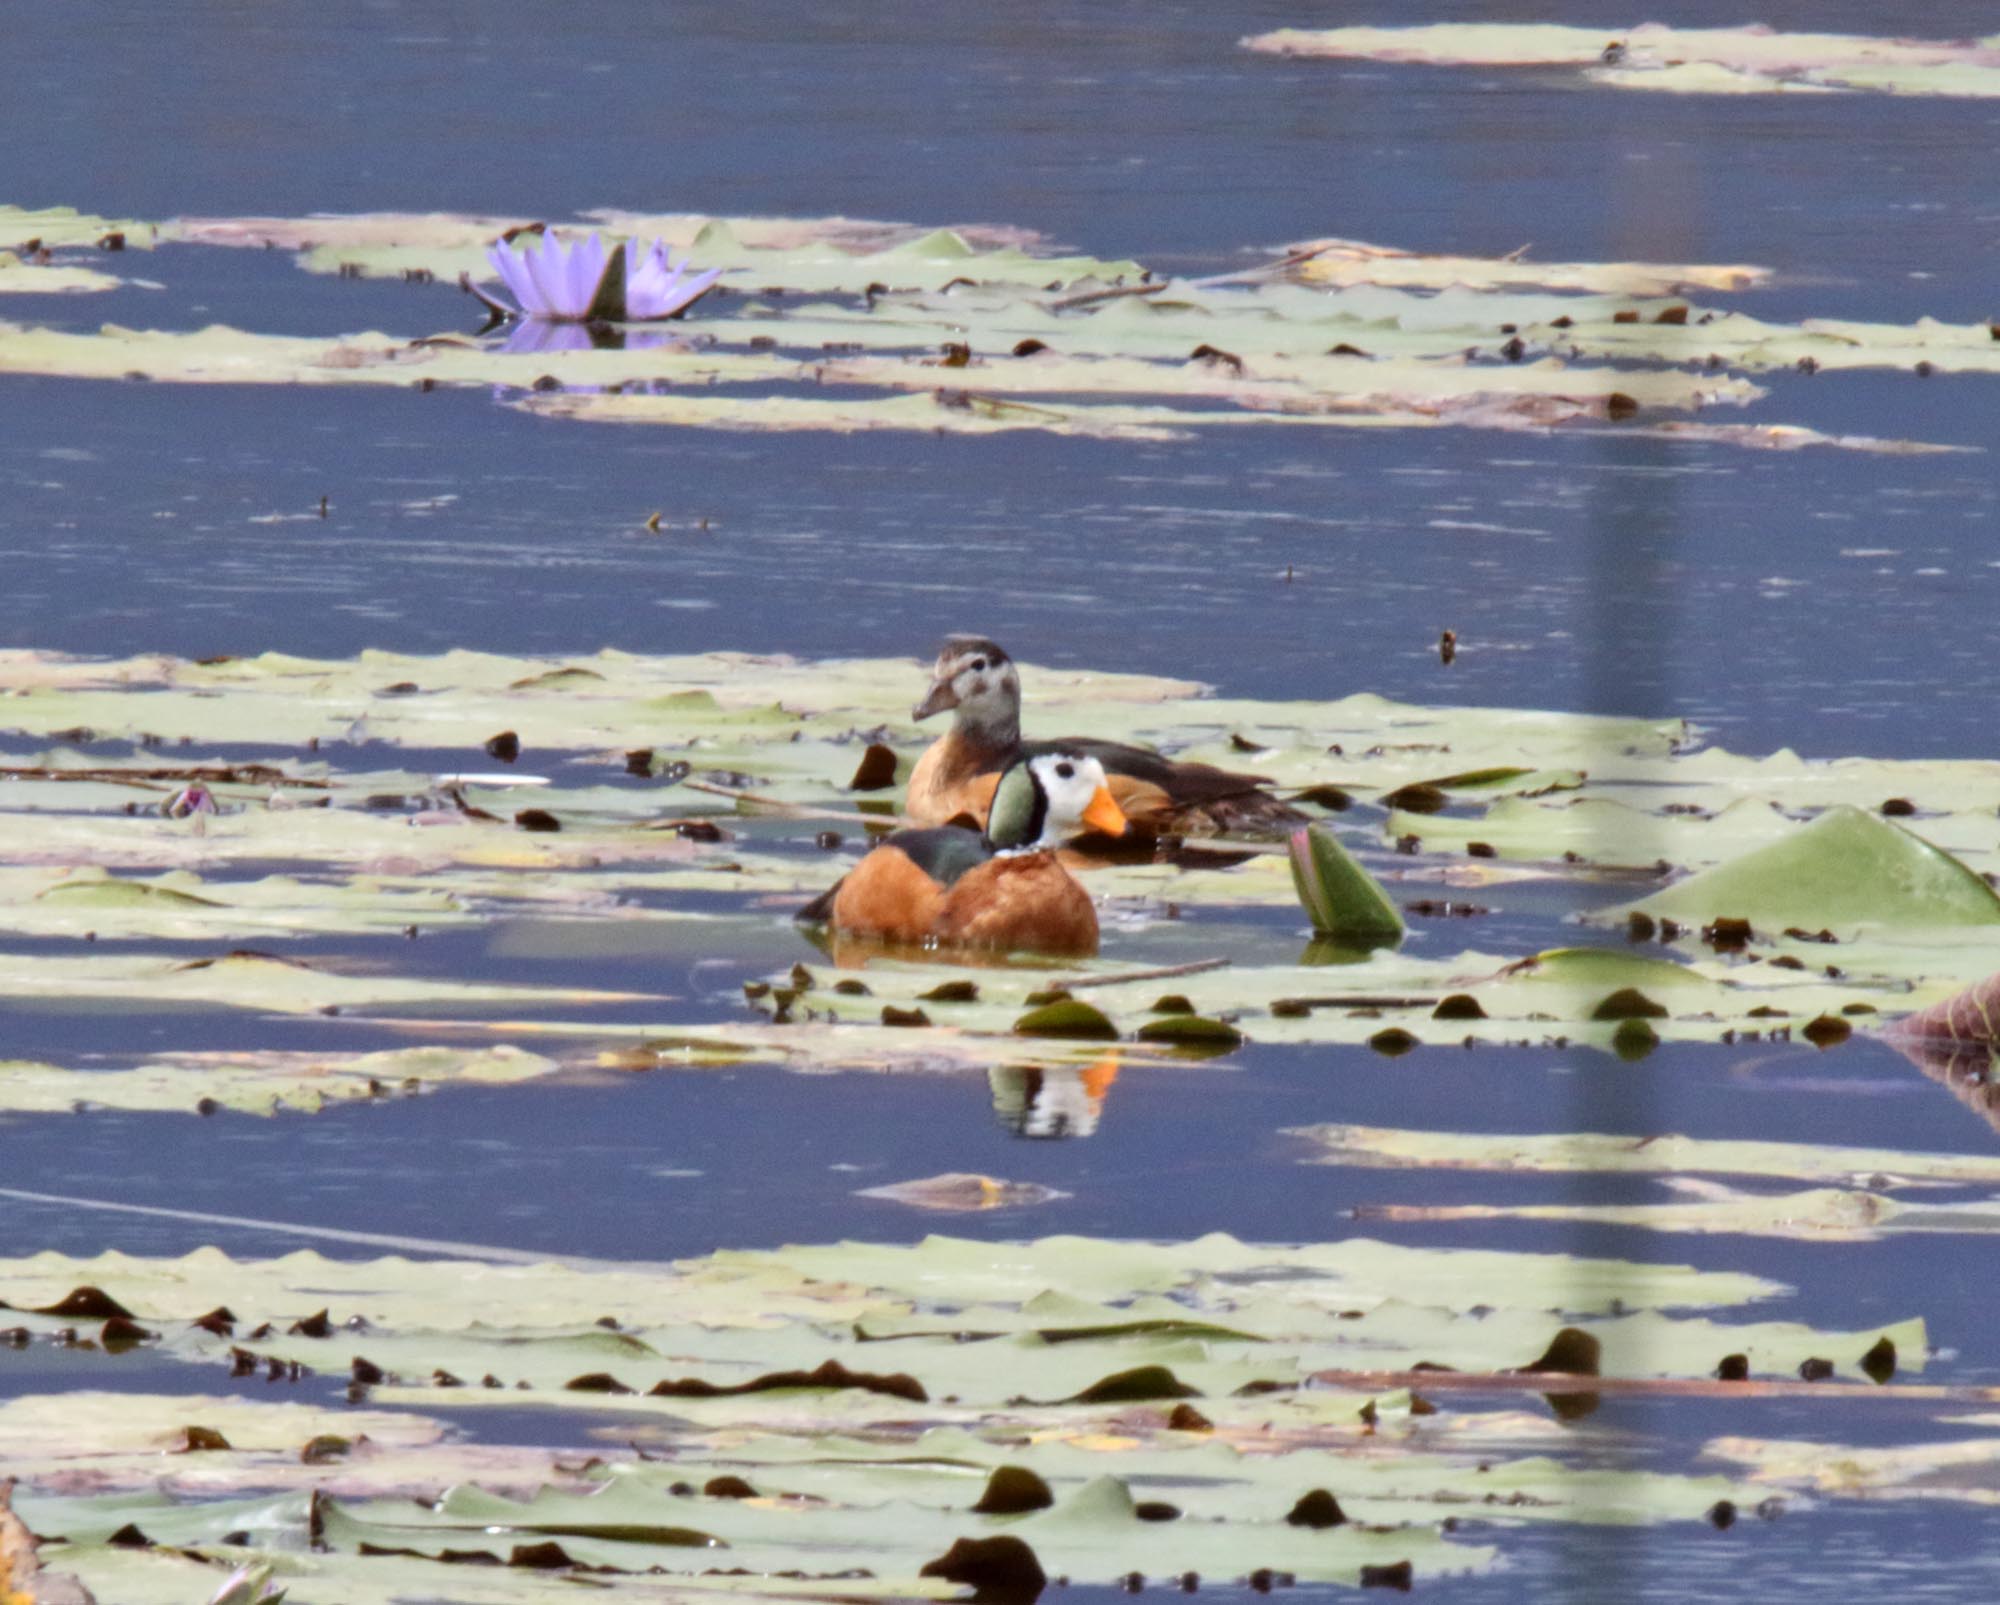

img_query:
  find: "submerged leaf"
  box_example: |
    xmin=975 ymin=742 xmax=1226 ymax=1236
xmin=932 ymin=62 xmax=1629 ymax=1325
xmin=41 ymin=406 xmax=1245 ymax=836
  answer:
xmin=855 ymin=1173 xmax=1070 ymax=1212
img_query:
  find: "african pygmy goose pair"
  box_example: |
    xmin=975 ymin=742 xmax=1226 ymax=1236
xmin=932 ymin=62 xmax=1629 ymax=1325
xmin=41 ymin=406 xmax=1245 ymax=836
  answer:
xmin=799 ymin=636 xmax=1301 ymax=957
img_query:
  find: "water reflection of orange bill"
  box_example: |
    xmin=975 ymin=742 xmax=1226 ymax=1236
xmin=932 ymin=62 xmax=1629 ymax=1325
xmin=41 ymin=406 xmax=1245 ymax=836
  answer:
xmin=1079 ymin=1053 xmax=1121 ymax=1103
xmin=989 ymin=1053 xmax=1124 ymax=1140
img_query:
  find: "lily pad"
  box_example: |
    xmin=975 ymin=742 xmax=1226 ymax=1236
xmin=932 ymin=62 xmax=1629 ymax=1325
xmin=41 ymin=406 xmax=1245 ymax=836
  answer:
xmin=1605 ymin=805 xmax=2000 ymax=932
xmin=0 ymin=251 xmax=122 ymax=295
xmin=1362 ymin=1183 xmax=2000 ymax=1244
xmin=1242 ymin=23 xmax=2000 ymax=98
xmin=0 ymin=202 xmax=1974 ymax=451
xmin=1288 ymin=1123 xmax=2000 ymax=1187
xmin=0 ymin=1231 xmax=1942 ymax=1602
xmin=0 ymin=1044 xmax=562 ymax=1116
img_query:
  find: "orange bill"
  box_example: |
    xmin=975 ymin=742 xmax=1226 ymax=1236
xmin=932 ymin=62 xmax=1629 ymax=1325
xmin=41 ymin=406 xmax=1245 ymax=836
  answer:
xmin=1082 ymin=784 xmax=1128 ymax=838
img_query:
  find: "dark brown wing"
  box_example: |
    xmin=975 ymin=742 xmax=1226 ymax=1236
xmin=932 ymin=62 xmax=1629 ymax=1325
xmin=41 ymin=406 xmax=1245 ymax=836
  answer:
xmin=1021 ymin=737 xmax=1305 ymax=835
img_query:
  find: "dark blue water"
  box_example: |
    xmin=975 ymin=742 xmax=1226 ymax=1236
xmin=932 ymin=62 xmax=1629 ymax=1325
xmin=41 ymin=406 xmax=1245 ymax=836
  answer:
xmin=4 ymin=3 xmax=1998 ymax=758
xmin=7 ymin=3 xmax=2000 ymax=1595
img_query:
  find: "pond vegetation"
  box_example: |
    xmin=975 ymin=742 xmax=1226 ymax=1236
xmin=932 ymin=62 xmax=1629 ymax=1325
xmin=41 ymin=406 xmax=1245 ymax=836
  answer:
xmin=6 ymin=8 xmax=2000 ymax=1603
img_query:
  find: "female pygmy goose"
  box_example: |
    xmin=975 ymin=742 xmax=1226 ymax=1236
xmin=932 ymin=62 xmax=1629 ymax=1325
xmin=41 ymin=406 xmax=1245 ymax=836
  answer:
xmin=906 ymin=635 xmax=1304 ymax=837
xmin=799 ymin=753 xmax=1126 ymax=956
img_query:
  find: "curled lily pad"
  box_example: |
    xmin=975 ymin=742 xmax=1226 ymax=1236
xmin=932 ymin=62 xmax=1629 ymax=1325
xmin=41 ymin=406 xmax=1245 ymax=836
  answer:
xmin=1605 ymin=805 xmax=2000 ymax=932
xmin=1883 ymin=968 xmax=2000 ymax=1047
xmin=1133 ymin=1015 xmax=1246 ymax=1050
xmin=1013 ymin=999 xmax=1120 ymax=1040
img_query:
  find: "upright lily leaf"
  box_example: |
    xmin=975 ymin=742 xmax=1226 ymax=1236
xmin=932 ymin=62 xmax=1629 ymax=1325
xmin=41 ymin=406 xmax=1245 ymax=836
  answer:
xmin=1288 ymin=824 xmax=1404 ymax=941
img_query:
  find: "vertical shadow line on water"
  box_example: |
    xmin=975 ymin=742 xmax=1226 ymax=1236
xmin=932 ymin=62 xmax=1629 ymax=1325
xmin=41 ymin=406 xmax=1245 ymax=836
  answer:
xmin=1564 ymin=162 xmax=1698 ymax=1590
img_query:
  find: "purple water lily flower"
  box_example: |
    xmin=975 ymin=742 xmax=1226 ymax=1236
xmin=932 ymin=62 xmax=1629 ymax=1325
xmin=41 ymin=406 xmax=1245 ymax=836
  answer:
xmin=163 ymin=781 xmax=219 ymax=820
xmin=473 ymin=231 xmax=720 ymax=323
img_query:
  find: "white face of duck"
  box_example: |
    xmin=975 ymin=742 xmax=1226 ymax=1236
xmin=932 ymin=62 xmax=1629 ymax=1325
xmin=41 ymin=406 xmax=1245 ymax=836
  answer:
xmin=913 ymin=636 xmax=1021 ymax=730
xmin=989 ymin=753 xmax=1128 ymax=851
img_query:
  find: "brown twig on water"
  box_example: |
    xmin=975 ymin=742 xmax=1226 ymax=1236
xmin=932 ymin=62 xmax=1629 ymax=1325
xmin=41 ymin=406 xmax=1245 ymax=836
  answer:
xmin=1045 ymin=280 xmax=1169 ymax=313
xmin=1056 ymin=957 xmax=1232 ymax=991
xmin=1274 ymin=995 xmax=1440 ymax=1011
xmin=1308 ymin=1367 xmax=1985 ymax=1403
xmin=0 ymin=764 xmax=328 ymax=790
xmin=458 ymin=270 xmax=515 ymax=320
xmin=1188 ymin=240 xmax=1343 ymax=288
xmin=1048 ymin=242 xmax=1346 ymax=313
xmin=680 ymin=778 xmax=910 ymax=828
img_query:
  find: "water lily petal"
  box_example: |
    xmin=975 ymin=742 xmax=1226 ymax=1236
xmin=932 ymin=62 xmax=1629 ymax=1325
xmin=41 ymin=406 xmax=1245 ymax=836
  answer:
xmin=624 ymin=238 xmax=673 ymax=310
xmin=484 ymin=233 xmax=716 ymax=322
xmin=626 ymin=238 xmax=720 ymax=319
xmin=521 ymin=234 xmax=574 ymax=317
xmin=484 ymin=240 xmax=536 ymax=316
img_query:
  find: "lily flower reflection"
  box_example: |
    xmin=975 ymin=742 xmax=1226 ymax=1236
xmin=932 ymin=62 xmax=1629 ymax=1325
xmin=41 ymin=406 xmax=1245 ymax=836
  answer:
xmin=496 ymin=320 xmax=693 ymax=358
xmin=470 ymin=231 xmax=720 ymax=324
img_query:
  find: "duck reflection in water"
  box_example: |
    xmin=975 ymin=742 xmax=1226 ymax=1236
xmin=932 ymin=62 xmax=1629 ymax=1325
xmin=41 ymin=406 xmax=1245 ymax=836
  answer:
xmin=989 ymin=1057 xmax=1120 ymax=1140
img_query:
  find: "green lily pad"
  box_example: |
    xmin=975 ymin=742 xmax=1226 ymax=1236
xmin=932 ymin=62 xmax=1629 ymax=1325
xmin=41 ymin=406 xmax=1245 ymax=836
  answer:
xmin=0 ymin=1044 xmax=561 ymax=1116
xmin=1013 ymin=999 xmax=1121 ymax=1040
xmin=1364 ymin=1184 xmax=2000 ymax=1244
xmin=1287 ymin=1123 xmax=2000 ymax=1187
xmin=0 ymin=1229 xmax=1938 ymax=1603
xmin=0 ymin=201 xmax=1975 ymax=451
xmin=1606 ymin=805 xmax=2000 ymax=932
xmin=1132 ymin=1014 xmax=1246 ymax=1049
xmin=0 ymin=204 xmax=152 ymax=249
xmin=0 ymin=250 xmax=122 ymax=294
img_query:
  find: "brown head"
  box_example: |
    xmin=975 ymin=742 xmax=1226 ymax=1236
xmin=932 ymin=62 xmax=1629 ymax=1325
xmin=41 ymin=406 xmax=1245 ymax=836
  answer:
xmin=912 ymin=635 xmax=1023 ymax=742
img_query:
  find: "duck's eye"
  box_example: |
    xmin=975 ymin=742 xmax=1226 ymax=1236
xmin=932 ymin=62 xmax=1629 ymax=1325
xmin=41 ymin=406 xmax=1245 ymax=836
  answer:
xmin=969 ymin=658 xmax=986 ymax=672
xmin=1055 ymin=761 xmax=1075 ymax=779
